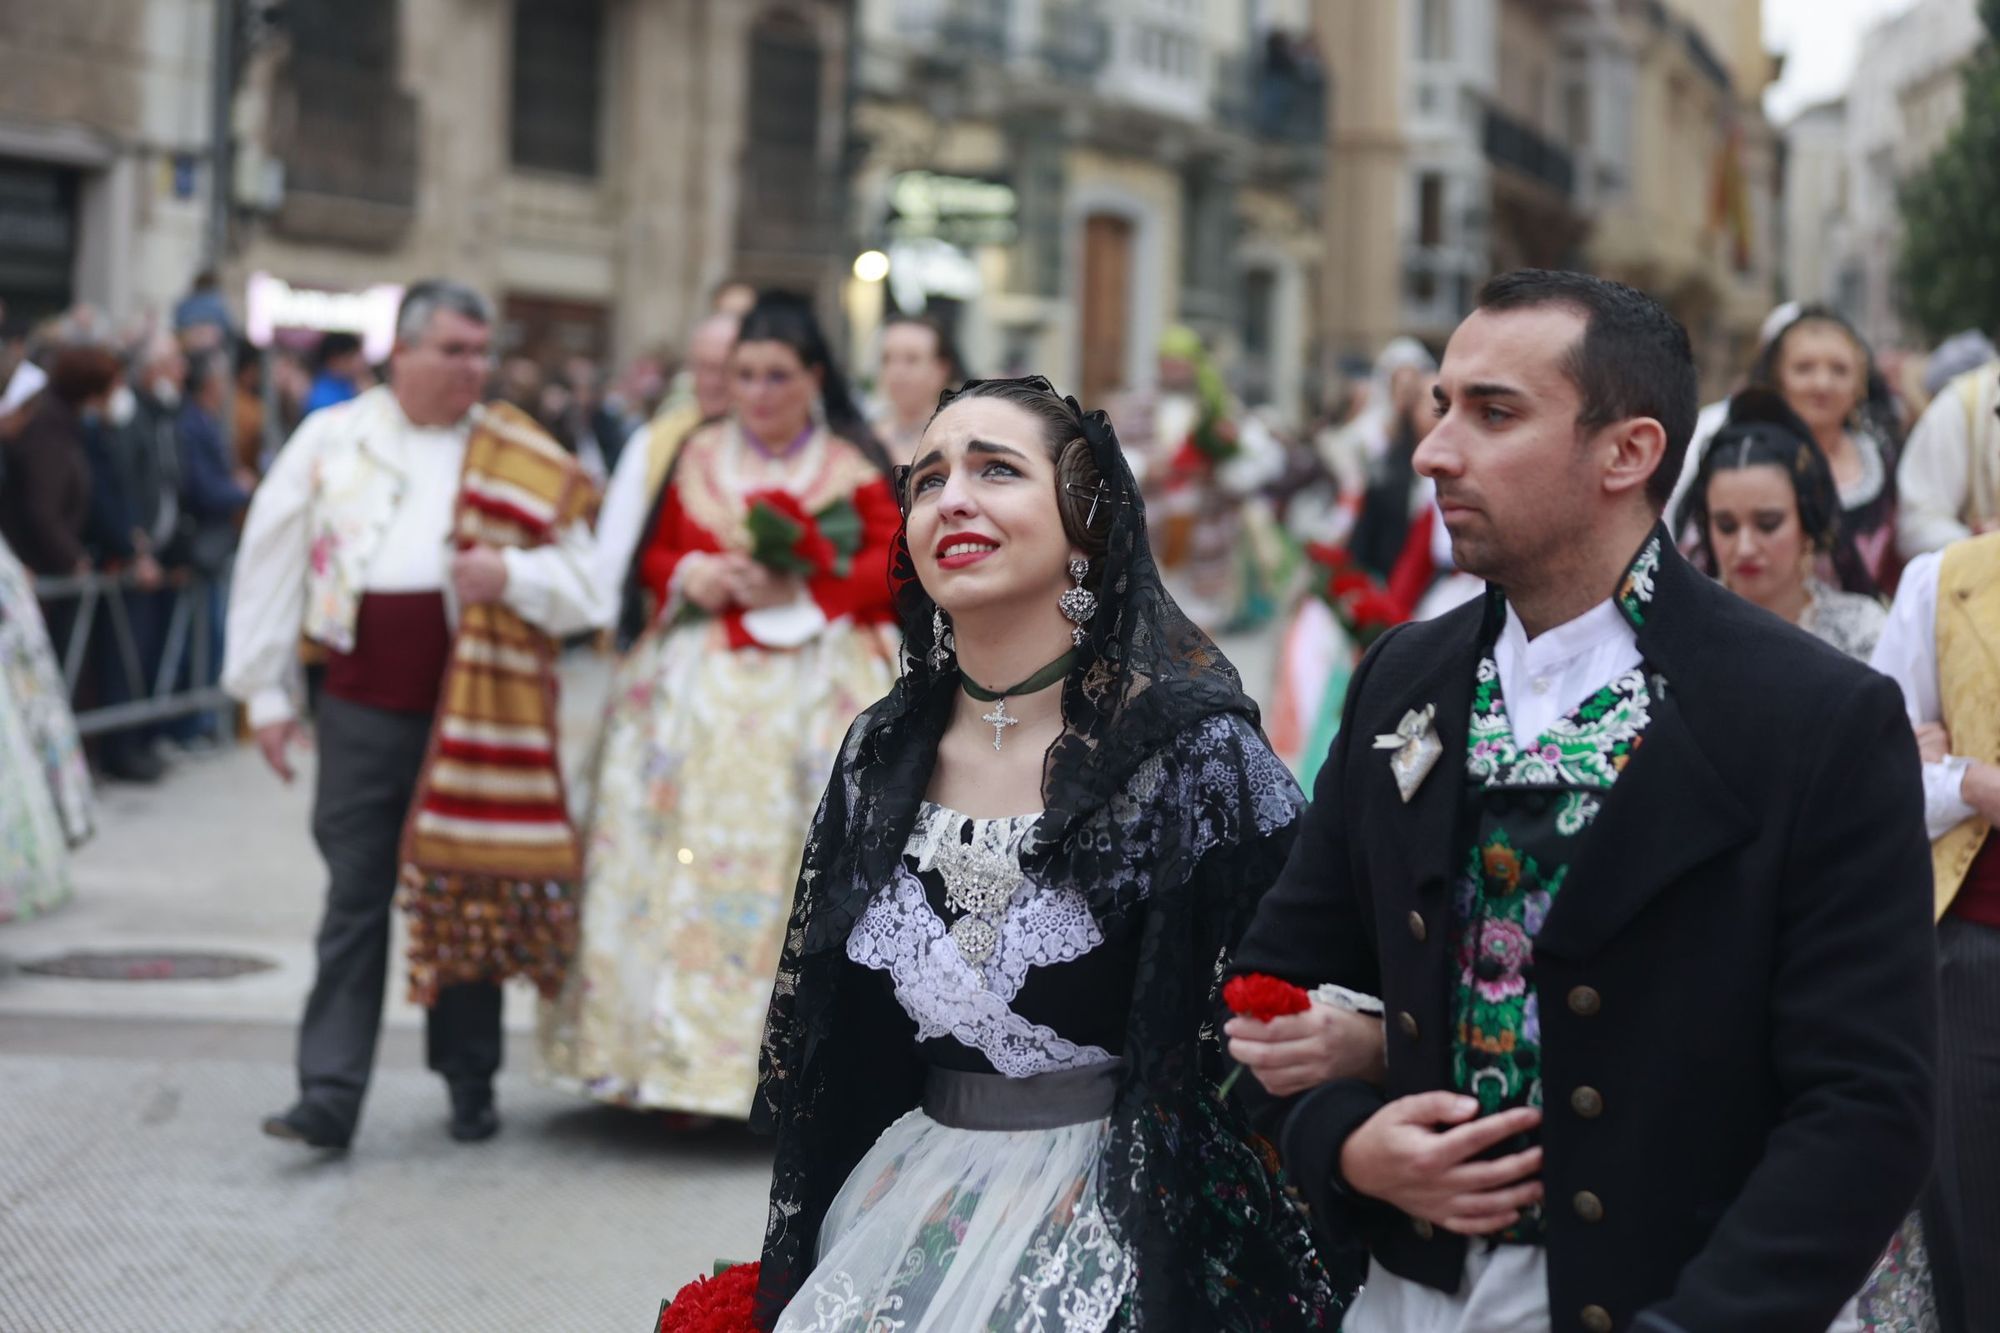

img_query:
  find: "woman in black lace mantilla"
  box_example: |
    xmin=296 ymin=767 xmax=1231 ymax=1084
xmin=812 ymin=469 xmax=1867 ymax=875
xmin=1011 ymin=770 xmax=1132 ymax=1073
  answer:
xmin=752 ymin=376 xmax=1352 ymax=1330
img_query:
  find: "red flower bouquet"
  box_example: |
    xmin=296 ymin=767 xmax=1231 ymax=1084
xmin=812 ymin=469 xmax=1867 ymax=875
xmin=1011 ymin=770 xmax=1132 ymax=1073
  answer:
xmin=1303 ymin=543 xmax=1406 ymax=648
xmin=744 ymin=490 xmax=862 ymax=579
xmin=657 ymin=1261 xmax=759 ymax=1332
xmin=1217 ymin=972 xmax=1313 ymax=1099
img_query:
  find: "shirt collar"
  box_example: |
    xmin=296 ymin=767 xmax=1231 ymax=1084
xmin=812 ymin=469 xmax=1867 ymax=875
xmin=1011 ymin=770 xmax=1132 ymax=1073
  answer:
xmin=1496 ymin=596 xmax=1633 ymax=677
xmin=1481 ymin=527 xmax=1665 ymax=652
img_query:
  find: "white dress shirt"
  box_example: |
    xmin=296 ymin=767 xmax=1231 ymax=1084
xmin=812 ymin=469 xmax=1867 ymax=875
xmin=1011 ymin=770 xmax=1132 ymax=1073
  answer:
xmin=1491 ymin=598 xmax=1643 ymax=751
xmin=587 ymin=420 xmax=657 ymax=627
xmin=1869 ymin=550 xmax=1977 ymax=839
xmin=224 ymin=393 xmax=607 ymax=728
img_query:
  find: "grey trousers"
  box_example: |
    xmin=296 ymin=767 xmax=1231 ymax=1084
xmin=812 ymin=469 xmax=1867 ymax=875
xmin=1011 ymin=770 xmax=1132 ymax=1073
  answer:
xmin=297 ymin=694 xmax=502 ymax=1129
xmin=1925 ymin=914 xmax=2000 ymax=1333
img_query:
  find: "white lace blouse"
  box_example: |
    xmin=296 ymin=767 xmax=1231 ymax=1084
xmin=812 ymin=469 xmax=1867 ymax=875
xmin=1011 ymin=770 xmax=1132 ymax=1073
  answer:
xmin=845 ymin=803 xmax=1129 ymax=1080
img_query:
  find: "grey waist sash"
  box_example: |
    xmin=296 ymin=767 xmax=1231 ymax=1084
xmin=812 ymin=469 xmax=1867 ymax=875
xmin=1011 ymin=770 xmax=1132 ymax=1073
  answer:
xmin=921 ymin=1060 xmax=1124 ymax=1131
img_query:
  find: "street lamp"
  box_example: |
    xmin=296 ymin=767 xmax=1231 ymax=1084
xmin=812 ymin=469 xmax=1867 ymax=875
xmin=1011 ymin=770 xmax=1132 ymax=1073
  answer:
xmin=852 ymin=249 xmax=891 ymax=283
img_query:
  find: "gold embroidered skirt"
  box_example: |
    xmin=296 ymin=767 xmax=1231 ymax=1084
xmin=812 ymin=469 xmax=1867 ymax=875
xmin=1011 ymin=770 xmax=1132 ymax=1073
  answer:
xmin=537 ymin=615 xmax=895 ymax=1115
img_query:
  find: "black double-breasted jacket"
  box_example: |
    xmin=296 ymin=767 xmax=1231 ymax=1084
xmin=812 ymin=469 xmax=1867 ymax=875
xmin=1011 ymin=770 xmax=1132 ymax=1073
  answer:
xmin=1235 ymin=535 xmax=1937 ymax=1333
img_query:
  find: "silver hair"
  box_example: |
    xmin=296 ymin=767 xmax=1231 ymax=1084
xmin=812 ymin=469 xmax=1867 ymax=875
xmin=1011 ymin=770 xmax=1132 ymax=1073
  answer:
xmin=395 ymin=280 xmax=492 ymax=344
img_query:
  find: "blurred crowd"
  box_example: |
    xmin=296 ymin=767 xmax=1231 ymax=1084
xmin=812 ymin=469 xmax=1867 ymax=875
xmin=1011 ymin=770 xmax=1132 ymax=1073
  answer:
xmin=0 ymin=274 xmax=697 ymax=787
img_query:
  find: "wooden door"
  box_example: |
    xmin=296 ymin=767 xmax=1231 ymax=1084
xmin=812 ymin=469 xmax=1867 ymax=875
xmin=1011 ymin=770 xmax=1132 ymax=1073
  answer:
xmin=1080 ymin=213 xmax=1134 ymax=404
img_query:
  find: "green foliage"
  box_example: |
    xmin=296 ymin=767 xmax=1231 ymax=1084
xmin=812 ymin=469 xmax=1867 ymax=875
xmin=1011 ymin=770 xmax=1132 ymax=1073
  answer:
xmin=1898 ymin=23 xmax=2000 ymax=340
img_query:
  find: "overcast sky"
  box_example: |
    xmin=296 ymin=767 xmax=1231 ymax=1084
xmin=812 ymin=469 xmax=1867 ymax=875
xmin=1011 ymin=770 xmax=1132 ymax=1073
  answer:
xmin=1764 ymin=0 xmax=1920 ymax=121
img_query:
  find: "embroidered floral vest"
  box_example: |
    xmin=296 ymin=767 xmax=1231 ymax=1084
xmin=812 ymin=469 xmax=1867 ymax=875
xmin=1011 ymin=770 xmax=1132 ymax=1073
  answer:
xmin=299 ymin=387 xmax=419 ymax=653
xmin=1450 ymin=536 xmax=1660 ymax=1243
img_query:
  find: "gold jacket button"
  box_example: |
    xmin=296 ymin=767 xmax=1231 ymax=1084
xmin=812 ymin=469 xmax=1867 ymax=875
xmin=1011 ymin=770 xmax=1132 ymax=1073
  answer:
xmin=1573 ymin=1191 xmax=1605 ymax=1224
xmin=1568 ymin=986 xmax=1602 ymax=1017
xmin=1571 ymin=1086 xmax=1604 ymax=1119
xmin=1397 ymin=1011 xmax=1420 ymax=1040
xmin=1411 ymin=1218 xmax=1434 ymax=1240
xmin=1581 ymin=1304 xmax=1614 ymax=1332
xmin=1408 ymin=911 xmax=1427 ymax=943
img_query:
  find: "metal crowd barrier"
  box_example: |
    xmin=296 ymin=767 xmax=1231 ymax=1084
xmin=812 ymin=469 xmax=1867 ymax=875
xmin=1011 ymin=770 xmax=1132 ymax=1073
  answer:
xmin=33 ymin=568 xmax=232 ymax=737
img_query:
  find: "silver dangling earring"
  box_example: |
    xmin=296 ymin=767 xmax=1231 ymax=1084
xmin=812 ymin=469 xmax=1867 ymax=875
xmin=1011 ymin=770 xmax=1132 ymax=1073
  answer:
xmin=930 ymin=606 xmax=955 ymax=671
xmin=1059 ymin=557 xmax=1097 ymax=646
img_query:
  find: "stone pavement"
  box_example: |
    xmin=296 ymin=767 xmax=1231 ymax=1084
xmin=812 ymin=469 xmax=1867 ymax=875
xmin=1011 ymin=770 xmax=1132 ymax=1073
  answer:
xmin=0 ymin=653 xmax=770 ymax=1332
xmin=0 ymin=628 xmax=1283 ymax=1332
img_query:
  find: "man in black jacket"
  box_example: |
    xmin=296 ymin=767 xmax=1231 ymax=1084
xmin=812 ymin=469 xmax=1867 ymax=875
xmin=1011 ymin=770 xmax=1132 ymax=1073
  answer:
xmin=1232 ymin=270 xmax=1935 ymax=1333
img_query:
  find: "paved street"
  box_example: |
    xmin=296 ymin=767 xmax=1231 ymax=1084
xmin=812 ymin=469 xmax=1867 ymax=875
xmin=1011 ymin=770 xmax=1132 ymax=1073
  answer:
xmin=0 ymin=653 xmax=770 ymax=1332
xmin=0 ymin=630 xmax=1279 ymax=1332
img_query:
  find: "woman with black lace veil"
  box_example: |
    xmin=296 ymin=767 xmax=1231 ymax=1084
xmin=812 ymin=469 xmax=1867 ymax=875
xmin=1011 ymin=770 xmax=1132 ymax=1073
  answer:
xmin=751 ymin=376 xmax=1351 ymax=1331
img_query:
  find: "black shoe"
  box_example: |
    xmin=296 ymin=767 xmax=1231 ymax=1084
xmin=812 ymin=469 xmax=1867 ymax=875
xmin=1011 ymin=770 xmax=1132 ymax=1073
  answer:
xmin=261 ymin=1102 xmax=352 ymax=1150
xmin=102 ymin=744 xmax=167 ymax=784
xmin=448 ymin=1082 xmax=499 ymax=1143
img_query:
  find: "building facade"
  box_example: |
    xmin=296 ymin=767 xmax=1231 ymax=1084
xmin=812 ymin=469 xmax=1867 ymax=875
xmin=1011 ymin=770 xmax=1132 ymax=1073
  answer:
xmin=1580 ymin=0 xmax=1781 ymax=386
xmin=1780 ymin=99 xmax=1848 ymax=313
xmin=1319 ymin=0 xmax=1781 ymax=395
xmin=1814 ymin=0 xmax=1986 ymax=347
xmin=0 ymin=1 xmax=222 ymax=326
xmin=847 ymin=0 xmax=1328 ymax=423
xmin=222 ymin=0 xmax=857 ymax=367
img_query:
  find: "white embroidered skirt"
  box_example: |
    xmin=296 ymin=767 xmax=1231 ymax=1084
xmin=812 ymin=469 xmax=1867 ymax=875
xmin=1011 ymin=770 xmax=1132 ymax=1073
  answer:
xmin=775 ymin=1099 xmax=1133 ymax=1332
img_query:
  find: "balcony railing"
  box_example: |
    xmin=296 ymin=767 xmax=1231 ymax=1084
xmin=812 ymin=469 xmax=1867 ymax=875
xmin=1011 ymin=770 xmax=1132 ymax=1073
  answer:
xmin=1482 ymin=105 xmax=1576 ymax=198
xmin=1215 ymin=49 xmax=1327 ymax=143
xmin=1039 ymin=1 xmax=1111 ymax=80
xmin=270 ymin=52 xmax=418 ymax=247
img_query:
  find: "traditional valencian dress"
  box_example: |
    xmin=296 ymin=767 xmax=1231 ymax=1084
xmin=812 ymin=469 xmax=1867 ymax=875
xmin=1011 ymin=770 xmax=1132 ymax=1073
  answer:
xmin=538 ymin=419 xmax=899 ymax=1116
xmin=753 ymin=383 xmax=1347 ymax=1332
xmin=0 ymin=533 xmax=91 ymax=923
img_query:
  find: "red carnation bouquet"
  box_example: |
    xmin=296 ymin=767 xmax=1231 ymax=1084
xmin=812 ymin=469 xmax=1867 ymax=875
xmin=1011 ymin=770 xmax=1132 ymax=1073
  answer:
xmin=1216 ymin=972 xmax=1313 ymax=1099
xmin=744 ymin=489 xmax=862 ymax=579
xmin=1303 ymin=542 xmax=1405 ymax=648
xmin=657 ymin=1261 xmax=759 ymax=1332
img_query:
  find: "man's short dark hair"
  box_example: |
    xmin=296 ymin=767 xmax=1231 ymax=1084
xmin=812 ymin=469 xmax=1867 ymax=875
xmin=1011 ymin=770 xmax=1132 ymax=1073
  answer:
xmin=1477 ymin=269 xmax=1699 ymax=510
xmin=315 ymin=331 xmax=363 ymax=372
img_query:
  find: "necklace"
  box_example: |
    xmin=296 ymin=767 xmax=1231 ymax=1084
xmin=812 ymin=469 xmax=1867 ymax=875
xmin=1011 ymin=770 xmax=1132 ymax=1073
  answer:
xmin=959 ymin=649 xmax=1077 ymax=752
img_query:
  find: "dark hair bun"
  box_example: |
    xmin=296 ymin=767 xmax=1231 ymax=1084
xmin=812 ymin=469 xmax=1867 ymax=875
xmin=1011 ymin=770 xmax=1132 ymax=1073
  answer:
xmin=1722 ymin=387 xmax=1815 ymax=444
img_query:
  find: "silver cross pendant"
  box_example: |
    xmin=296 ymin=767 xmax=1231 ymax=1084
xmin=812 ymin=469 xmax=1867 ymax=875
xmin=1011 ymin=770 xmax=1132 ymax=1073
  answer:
xmin=981 ymin=697 xmax=1019 ymax=751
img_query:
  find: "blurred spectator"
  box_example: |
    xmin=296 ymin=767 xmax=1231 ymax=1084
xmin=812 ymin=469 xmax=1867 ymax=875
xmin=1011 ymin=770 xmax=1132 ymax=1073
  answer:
xmin=172 ymin=269 xmax=236 ymax=344
xmin=270 ymin=348 xmax=312 ymax=439
xmin=90 ymin=335 xmax=188 ymax=782
xmin=872 ymin=315 xmax=965 ymax=465
xmin=232 ymin=341 xmax=267 ymax=478
xmin=1744 ymin=307 xmax=1904 ymax=594
xmin=0 ymin=345 xmax=121 ymax=578
xmin=303 ymin=332 xmax=367 ymax=415
xmin=0 ymin=306 xmax=45 ymax=420
xmin=171 ymin=348 xmax=252 ymax=743
xmin=120 ymin=334 xmax=189 ymax=571
xmin=178 ymin=348 xmax=254 ymax=577
xmin=1924 ymin=329 xmax=1998 ymax=401
xmin=497 ymin=354 xmax=544 ymax=418
xmin=563 ymin=354 xmax=635 ymax=478
xmin=711 ymin=279 xmax=758 ymax=319
xmin=1898 ymin=341 xmax=2000 ymax=559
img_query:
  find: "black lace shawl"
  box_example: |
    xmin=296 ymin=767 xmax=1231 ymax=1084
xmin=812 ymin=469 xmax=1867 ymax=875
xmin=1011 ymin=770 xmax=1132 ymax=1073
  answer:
xmin=751 ymin=383 xmax=1348 ymax=1329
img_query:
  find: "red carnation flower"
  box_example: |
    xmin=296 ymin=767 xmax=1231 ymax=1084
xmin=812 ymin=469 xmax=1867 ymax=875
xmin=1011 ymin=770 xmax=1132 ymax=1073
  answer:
xmin=1217 ymin=974 xmax=1315 ymax=1100
xmin=658 ymin=1262 xmax=759 ymax=1332
xmin=1330 ymin=570 xmax=1373 ymax=599
xmin=1223 ymin=973 xmax=1312 ymax=1022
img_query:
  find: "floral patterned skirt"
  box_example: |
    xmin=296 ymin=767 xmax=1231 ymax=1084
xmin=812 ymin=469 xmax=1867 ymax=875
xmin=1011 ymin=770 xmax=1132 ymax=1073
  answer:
xmin=775 ymin=1107 xmax=1132 ymax=1333
xmin=537 ymin=616 xmax=895 ymax=1115
xmin=0 ymin=663 xmax=71 ymax=923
